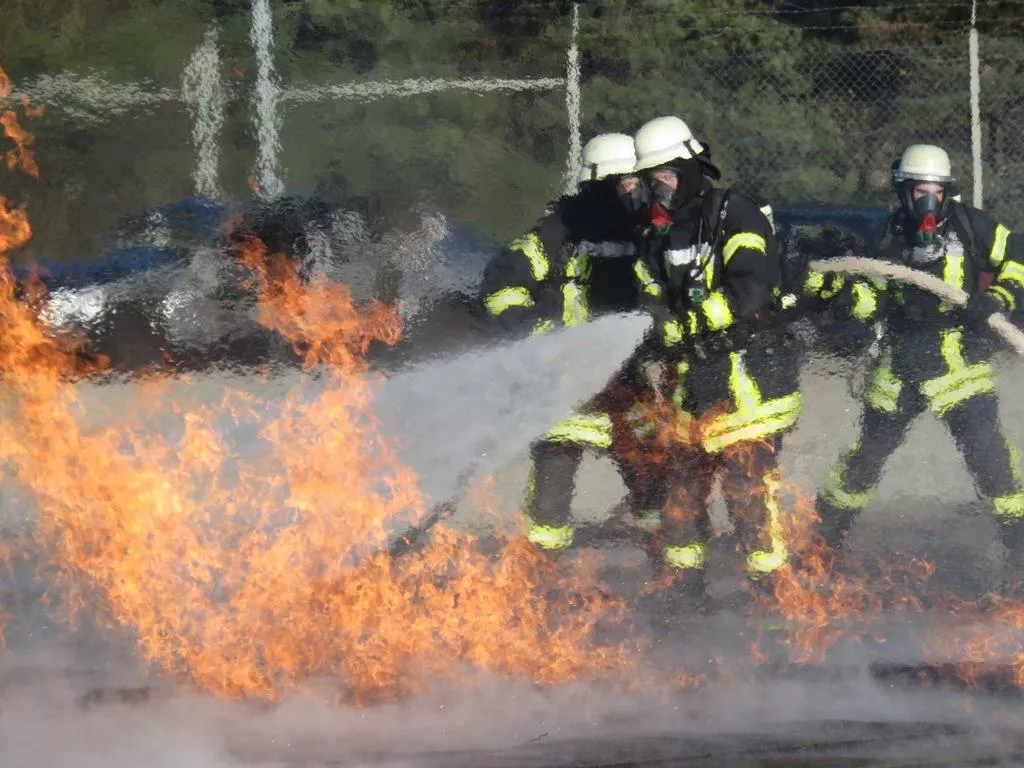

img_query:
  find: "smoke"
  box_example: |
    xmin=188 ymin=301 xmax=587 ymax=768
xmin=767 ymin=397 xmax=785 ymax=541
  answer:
xmin=1 ymin=641 xmax=1020 ymax=768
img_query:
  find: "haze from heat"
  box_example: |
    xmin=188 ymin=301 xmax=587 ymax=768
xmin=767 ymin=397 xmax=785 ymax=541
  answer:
xmin=4 ymin=1 xmax=1024 ymax=766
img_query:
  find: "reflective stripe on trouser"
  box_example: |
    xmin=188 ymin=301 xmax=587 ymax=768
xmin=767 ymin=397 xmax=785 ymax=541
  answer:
xmin=661 ymin=437 xmax=788 ymax=576
xmin=524 ymin=441 xmax=583 ymax=550
xmin=819 ymin=362 xmax=1024 ymax=540
xmin=701 ymin=351 xmax=802 ymax=453
xmin=543 ymin=411 xmax=613 ymax=448
xmin=527 ymin=410 xmax=614 ymax=551
xmin=864 ymin=349 xmax=901 ymax=414
xmin=919 ymin=329 xmax=996 ymax=417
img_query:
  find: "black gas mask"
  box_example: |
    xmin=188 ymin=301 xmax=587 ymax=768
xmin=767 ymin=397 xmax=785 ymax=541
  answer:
xmin=897 ymin=181 xmax=949 ymax=247
xmin=616 ymin=178 xmax=649 ymax=218
xmin=645 ymin=158 xmax=706 ymax=212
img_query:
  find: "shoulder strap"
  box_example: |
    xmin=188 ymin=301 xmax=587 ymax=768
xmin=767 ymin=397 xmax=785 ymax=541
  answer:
xmin=950 ymin=202 xmax=978 ymax=254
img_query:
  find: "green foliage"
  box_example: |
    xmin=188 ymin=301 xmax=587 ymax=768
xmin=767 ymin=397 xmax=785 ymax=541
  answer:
xmin=1 ymin=0 xmax=1023 ymax=260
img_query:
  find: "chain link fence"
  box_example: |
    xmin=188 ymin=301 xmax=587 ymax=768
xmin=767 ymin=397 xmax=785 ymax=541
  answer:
xmin=575 ymin=3 xmax=1024 ymax=230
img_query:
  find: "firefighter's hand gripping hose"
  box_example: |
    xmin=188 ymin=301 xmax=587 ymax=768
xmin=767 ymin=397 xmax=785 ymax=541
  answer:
xmin=809 ymin=256 xmax=1024 ymax=359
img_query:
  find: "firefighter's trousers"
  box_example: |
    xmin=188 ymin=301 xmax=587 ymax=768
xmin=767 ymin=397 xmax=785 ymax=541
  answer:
xmin=525 ymin=348 xmax=669 ymax=551
xmin=658 ymin=338 xmax=802 ymax=580
xmin=817 ymin=327 xmax=1024 ymax=550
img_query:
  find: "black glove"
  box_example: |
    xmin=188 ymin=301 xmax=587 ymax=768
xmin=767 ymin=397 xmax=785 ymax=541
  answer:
xmin=964 ymin=291 xmax=1005 ymax=330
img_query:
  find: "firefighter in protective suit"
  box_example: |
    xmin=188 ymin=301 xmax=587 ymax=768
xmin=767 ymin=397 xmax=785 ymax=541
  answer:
xmin=808 ymin=144 xmax=1024 ymax=568
xmin=480 ymin=133 xmax=668 ymax=552
xmin=630 ymin=116 xmax=802 ymax=601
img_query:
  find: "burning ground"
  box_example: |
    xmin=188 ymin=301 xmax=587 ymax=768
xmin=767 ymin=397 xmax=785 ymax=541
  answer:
xmin=7 ymin=64 xmax=1024 ymax=766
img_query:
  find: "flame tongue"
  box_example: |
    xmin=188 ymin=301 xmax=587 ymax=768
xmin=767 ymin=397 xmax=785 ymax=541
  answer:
xmin=0 ymin=154 xmax=634 ymax=701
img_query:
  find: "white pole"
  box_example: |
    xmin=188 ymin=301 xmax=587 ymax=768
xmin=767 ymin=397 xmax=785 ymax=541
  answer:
xmin=182 ymin=28 xmax=226 ymax=200
xmin=250 ymin=0 xmax=284 ymax=200
xmin=969 ymin=0 xmax=983 ymax=208
xmin=562 ymin=2 xmax=582 ymax=196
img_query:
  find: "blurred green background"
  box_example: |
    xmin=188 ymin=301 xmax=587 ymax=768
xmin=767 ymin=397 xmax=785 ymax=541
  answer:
xmin=2 ymin=0 xmax=1023 ymax=262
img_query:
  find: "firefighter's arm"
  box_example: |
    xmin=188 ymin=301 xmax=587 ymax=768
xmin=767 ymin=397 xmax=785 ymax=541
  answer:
xmin=800 ymin=216 xmax=892 ymax=324
xmin=632 ymin=236 xmax=687 ymax=349
xmin=480 ymin=213 xmax=564 ymax=337
xmin=801 ymin=270 xmax=885 ymax=324
xmin=969 ymin=208 xmax=1023 ymax=314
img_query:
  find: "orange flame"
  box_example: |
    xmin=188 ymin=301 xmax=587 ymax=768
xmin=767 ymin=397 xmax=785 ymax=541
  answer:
xmin=0 ymin=67 xmax=41 ymax=180
xmin=0 ymin=210 xmax=638 ymax=701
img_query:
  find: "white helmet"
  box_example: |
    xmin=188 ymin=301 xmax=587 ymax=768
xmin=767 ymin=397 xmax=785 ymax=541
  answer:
xmin=634 ymin=116 xmax=706 ymax=172
xmin=892 ymin=144 xmax=954 ymax=184
xmin=577 ymin=133 xmax=637 ymax=184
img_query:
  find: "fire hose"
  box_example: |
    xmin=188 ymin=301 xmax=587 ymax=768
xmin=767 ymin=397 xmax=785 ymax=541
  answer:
xmin=807 ymin=256 xmax=1024 ymax=359
xmin=393 ymin=259 xmax=1024 ymax=559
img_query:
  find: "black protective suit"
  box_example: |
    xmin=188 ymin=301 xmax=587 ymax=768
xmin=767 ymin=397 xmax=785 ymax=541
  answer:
xmin=633 ymin=179 xmax=801 ymax=581
xmin=479 ymin=180 xmax=667 ymax=550
xmin=805 ymin=202 xmax=1024 ymax=555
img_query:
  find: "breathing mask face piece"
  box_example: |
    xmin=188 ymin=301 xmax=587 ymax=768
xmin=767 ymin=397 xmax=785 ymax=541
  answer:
xmin=912 ymin=189 xmax=941 ymax=221
xmin=650 ymin=178 xmax=676 ymax=209
xmin=618 ymin=180 xmax=649 ymax=218
xmin=899 ymin=181 xmax=947 ymax=247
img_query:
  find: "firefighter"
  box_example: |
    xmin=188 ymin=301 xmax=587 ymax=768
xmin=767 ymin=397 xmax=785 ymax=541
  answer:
xmin=630 ymin=116 xmax=801 ymax=604
xmin=480 ymin=133 xmax=667 ymax=553
xmin=807 ymin=144 xmax=1024 ymax=571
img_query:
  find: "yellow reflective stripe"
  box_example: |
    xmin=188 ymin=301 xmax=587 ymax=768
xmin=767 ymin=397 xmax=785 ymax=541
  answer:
xmin=634 ymin=260 xmax=662 ymax=297
xmin=942 ymin=328 xmax=967 ymax=368
xmin=989 ymin=224 xmax=1010 ymax=268
xmin=998 ymin=261 xmax=1024 ymax=288
xmin=939 ymin=253 xmax=966 ymax=313
xmin=994 ymin=492 xmax=1024 ymax=520
xmin=544 ymin=413 xmax=613 ymax=447
xmin=672 ymin=360 xmax=690 ymax=409
xmin=747 ymin=470 xmax=788 ymax=576
xmin=634 ymin=509 xmax=663 ymax=532
xmin=864 ymin=351 xmax=901 ymax=414
xmin=705 ymin=391 xmax=801 ymax=438
xmin=663 ymin=320 xmax=684 ymax=346
xmin=700 ymin=353 xmax=801 ymax=452
xmin=722 ymin=232 xmax=767 ymax=265
xmin=527 ymin=521 xmax=574 ymax=550
xmin=821 ymin=443 xmax=876 ymax=510
xmin=989 ymin=285 xmax=1017 ymax=312
xmin=803 ymin=270 xmax=845 ymax=301
xmin=927 ymin=374 xmax=996 ymax=417
xmin=804 ymin=270 xmax=824 ymax=293
xmin=686 ymin=309 xmax=699 ymax=335
xmin=920 ymin=330 xmax=996 ymax=416
xmin=943 ymin=253 xmax=965 ymax=290
xmin=729 ymin=352 xmax=761 ymax=412
xmin=531 ymin=318 xmax=555 ymax=336
xmin=701 ymin=291 xmax=734 ymax=330
xmin=663 ymin=543 xmax=706 ymax=570
xmin=851 ymin=282 xmax=877 ymax=320
xmin=509 ymin=232 xmax=549 ymax=281
xmin=702 ymin=397 xmax=802 ymax=453
xmin=565 ymin=251 xmax=590 ymax=281
xmin=562 ymin=282 xmax=589 ymax=327
xmin=485 ymin=286 xmax=534 ymax=315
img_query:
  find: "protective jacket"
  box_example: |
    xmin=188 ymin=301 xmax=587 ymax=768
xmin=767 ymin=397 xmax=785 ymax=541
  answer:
xmin=632 ymin=179 xmax=784 ymax=355
xmin=479 ymin=183 xmax=666 ymax=552
xmin=480 ymin=182 xmax=638 ymax=338
xmin=630 ymin=180 xmax=801 ymax=578
xmin=805 ymin=202 xmax=1024 ymax=544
